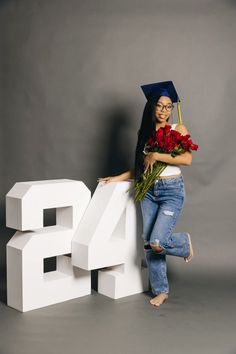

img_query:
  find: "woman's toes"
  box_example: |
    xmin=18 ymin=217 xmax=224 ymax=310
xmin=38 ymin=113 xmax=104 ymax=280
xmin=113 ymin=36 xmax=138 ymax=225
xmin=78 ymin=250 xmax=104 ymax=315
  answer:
xmin=150 ymin=293 xmax=168 ymax=306
xmin=150 ymin=298 xmax=156 ymax=305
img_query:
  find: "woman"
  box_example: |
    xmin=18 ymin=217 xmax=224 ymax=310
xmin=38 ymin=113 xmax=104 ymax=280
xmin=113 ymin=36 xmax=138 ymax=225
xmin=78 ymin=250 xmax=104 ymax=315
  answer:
xmin=97 ymin=81 xmax=194 ymax=307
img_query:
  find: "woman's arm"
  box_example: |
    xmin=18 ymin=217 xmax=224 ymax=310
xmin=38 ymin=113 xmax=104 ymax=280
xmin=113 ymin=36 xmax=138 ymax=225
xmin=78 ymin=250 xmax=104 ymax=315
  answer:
xmin=118 ymin=169 xmax=134 ymax=179
xmin=153 ymin=150 xmax=192 ymax=166
xmin=97 ymin=169 xmax=134 ymax=183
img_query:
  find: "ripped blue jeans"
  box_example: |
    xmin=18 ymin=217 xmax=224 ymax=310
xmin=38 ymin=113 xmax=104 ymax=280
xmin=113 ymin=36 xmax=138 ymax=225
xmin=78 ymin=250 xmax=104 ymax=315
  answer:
xmin=140 ymin=174 xmax=190 ymax=295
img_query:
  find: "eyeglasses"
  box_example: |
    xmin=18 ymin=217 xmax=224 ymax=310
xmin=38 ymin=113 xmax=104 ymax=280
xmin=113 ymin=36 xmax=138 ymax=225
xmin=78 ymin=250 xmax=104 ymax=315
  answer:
xmin=155 ymin=102 xmax=174 ymax=112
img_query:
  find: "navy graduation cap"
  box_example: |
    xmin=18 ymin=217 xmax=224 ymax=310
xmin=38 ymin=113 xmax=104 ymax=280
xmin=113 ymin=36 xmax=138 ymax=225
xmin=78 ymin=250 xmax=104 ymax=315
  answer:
xmin=140 ymin=80 xmax=183 ymax=124
xmin=140 ymin=80 xmax=180 ymax=103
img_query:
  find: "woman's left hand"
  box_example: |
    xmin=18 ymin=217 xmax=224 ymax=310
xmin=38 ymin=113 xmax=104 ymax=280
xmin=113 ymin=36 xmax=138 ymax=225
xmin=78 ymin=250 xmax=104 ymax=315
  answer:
xmin=143 ymin=152 xmax=157 ymax=173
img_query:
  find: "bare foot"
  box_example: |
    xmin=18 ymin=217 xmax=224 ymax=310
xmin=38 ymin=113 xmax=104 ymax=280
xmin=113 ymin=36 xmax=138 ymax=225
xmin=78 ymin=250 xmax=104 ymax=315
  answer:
xmin=184 ymin=233 xmax=193 ymax=263
xmin=150 ymin=292 xmax=169 ymax=306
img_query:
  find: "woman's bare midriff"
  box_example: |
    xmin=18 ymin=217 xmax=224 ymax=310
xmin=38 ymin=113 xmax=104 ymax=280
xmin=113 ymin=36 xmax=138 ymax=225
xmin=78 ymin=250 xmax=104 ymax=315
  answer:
xmin=157 ymin=173 xmax=182 ymax=179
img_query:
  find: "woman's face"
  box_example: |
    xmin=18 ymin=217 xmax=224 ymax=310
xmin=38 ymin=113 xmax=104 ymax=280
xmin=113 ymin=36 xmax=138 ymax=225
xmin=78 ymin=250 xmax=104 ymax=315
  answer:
xmin=154 ymin=96 xmax=174 ymax=123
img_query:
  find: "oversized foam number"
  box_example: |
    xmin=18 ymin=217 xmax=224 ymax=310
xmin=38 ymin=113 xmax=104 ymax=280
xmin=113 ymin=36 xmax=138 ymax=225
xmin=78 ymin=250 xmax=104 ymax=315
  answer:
xmin=6 ymin=179 xmax=91 ymax=312
xmin=72 ymin=181 xmax=149 ymax=299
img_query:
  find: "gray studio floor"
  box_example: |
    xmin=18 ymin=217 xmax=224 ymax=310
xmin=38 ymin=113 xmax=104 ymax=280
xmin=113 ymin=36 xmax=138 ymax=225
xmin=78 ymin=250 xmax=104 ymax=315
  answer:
xmin=0 ymin=270 xmax=236 ymax=354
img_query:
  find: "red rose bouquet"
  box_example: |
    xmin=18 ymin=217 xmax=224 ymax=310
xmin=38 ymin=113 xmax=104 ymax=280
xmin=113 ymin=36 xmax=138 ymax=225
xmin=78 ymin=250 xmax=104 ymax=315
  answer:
xmin=134 ymin=125 xmax=198 ymax=201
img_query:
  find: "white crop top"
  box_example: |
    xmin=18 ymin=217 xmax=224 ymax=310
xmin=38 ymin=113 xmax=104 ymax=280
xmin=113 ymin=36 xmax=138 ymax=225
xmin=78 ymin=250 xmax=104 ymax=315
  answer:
xmin=158 ymin=123 xmax=182 ymax=177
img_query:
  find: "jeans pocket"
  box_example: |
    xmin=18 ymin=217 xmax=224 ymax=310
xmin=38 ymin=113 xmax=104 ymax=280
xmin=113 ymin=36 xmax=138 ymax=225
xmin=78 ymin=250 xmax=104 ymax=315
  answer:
xmin=163 ymin=184 xmax=185 ymax=199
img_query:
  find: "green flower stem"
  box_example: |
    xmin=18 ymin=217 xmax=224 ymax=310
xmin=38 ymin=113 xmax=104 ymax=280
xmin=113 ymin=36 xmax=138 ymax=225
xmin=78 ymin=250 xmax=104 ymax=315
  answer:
xmin=134 ymin=162 xmax=167 ymax=201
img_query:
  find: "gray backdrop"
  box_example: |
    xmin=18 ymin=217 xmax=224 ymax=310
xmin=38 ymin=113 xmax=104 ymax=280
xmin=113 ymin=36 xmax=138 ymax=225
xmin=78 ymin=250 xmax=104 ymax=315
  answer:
xmin=0 ymin=1 xmax=236 ymax=353
xmin=0 ymin=0 xmax=236 ymax=354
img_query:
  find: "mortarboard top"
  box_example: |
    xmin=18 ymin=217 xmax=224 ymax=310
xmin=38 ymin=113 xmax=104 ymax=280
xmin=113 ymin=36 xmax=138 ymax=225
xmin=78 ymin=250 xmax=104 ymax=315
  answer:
xmin=140 ymin=80 xmax=180 ymax=103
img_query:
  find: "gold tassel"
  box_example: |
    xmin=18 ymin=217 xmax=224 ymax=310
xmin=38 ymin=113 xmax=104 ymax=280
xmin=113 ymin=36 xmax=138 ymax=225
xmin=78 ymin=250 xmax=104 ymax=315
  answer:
xmin=177 ymin=99 xmax=183 ymax=125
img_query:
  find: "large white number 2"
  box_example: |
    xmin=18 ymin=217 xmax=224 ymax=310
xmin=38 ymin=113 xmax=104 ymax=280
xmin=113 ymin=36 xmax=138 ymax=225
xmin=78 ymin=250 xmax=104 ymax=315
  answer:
xmin=6 ymin=179 xmax=148 ymax=312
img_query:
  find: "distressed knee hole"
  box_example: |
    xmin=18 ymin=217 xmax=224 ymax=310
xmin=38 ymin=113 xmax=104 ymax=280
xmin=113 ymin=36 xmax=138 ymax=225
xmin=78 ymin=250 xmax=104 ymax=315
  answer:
xmin=151 ymin=245 xmax=164 ymax=253
xmin=150 ymin=240 xmax=165 ymax=253
xmin=163 ymin=209 xmax=174 ymax=216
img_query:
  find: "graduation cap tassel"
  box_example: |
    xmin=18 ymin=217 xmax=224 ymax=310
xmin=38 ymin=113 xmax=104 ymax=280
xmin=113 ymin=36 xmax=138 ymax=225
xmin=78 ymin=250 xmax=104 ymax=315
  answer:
xmin=177 ymin=99 xmax=183 ymax=125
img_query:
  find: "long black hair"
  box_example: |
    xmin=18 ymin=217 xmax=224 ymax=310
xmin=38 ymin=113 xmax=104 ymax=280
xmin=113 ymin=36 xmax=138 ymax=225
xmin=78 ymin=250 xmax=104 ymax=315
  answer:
xmin=133 ymin=94 xmax=171 ymax=183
